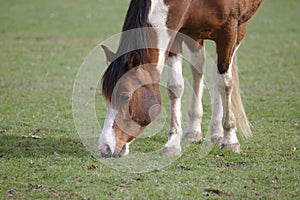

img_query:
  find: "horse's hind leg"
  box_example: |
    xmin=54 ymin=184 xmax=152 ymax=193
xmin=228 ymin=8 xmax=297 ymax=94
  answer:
xmin=162 ymin=39 xmax=183 ymax=156
xmin=184 ymin=40 xmax=205 ymax=142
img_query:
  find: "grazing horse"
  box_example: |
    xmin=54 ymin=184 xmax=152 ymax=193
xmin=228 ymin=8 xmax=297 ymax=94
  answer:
xmin=99 ymin=0 xmax=263 ymax=157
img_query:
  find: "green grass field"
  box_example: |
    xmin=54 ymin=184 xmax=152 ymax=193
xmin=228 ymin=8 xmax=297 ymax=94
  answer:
xmin=0 ymin=0 xmax=299 ymax=199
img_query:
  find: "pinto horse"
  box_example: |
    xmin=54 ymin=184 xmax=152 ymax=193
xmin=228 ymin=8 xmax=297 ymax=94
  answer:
xmin=99 ymin=0 xmax=262 ymax=157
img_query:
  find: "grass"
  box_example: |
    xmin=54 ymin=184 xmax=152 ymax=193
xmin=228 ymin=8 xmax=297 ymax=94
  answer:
xmin=0 ymin=0 xmax=299 ymax=199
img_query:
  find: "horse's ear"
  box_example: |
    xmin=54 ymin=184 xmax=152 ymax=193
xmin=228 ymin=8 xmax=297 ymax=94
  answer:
xmin=101 ymin=45 xmax=116 ymax=63
xmin=128 ymin=51 xmax=141 ymax=69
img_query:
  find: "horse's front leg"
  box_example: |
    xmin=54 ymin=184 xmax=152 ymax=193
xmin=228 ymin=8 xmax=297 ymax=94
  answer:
xmin=184 ymin=41 xmax=205 ymax=142
xmin=162 ymin=52 xmax=184 ymax=156
xmin=214 ymin=22 xmax=241 ymax=153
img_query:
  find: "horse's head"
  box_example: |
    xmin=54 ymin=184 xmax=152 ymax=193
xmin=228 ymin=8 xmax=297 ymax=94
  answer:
xmin=99 ymin=46 xmax=161 ymax=157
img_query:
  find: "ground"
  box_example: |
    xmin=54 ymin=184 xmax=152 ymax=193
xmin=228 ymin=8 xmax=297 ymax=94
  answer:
xmin=0 ymin=0 xmax=299 ymax=199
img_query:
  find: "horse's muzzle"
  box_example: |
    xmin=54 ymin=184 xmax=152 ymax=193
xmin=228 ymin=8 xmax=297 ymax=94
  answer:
xmin=100 ymin=144 xmax=126 ymax=157
xmin=100 ymin=144 xmax=113 ymax=157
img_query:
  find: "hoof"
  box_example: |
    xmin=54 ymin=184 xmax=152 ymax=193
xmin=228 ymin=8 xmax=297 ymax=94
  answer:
xmin=161 ymin=146 xmax=181 ymax=156
xmin=221 ymin=143 xmax=241 ymax=153
xmin=184 ymin=131 xmax=202 ymax=142
xmin=211 ymin=135 xmax=223 ymax=146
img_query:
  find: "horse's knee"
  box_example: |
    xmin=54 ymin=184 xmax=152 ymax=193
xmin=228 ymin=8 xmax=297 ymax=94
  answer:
xmin=217 ymin=72 xmax=234 ymax=96
xmin=168 ymin=84 xmax=183 ymax=100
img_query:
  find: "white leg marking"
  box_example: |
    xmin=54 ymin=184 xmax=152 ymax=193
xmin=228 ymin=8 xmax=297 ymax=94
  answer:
xmin=217 ymin=45 xmax=241 ymax=145
xmin=210 ymin=58 xmax=224 ymax=144
xmin=165 ymin=54 xmax=183 ymax=150
xmin=99 ymin=107 xmax=117 ymax=155
xmin=185 ymin=46 xmax=206 ymax=141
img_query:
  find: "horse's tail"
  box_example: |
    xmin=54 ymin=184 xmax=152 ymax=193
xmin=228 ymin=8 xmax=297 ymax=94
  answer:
xmin=232 ymin=56 xmax=252 ymax=139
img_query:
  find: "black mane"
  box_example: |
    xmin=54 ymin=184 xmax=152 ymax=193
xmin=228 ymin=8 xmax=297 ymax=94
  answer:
xmin=102 ymin=0 xmax=151 ymax=101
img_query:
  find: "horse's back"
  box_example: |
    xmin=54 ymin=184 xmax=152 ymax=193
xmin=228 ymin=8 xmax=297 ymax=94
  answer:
xmin=183 ymin=0 xmax=262 ymax=26
xmin=179 ymin=0 xmax=262 ymax=40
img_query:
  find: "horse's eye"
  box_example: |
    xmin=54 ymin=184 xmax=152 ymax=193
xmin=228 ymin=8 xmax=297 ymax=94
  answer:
xmin=120 ymin=93 xmax=131 ymax=101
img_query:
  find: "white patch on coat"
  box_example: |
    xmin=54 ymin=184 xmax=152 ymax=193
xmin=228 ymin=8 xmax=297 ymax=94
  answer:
xmin=148 ymin=0 xmax=169 ymax=28
xmin=148 ymin=0 xmax=170 ymax=74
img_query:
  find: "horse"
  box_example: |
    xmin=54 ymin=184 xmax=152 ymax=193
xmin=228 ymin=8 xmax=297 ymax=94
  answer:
xmin=98 ymin=0 xmax=263 ymax=157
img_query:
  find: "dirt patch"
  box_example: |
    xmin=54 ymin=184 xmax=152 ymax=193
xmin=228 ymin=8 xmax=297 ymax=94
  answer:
xmin=216 ymin=161 xmax=246 ymax=168
xmin=204 ymin=188 xmax=229 ymax=196
xmin=28 ymin=183 xmax=45 ymax=190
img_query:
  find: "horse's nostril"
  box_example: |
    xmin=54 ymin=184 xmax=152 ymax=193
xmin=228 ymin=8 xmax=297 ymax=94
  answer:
xmin=100 ymin=144 xmax=112 ymax=157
